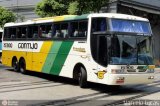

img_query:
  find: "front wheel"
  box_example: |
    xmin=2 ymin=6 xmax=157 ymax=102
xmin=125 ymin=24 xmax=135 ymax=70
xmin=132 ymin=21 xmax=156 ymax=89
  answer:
xmin=78 ymin=67 xmax=87 ymax=88
xmin=19 ymin=59 xmax=27 ymax=74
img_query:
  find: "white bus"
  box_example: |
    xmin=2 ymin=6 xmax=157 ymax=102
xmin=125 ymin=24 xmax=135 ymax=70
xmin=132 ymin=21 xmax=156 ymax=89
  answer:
xmin=2 ymin=13 xmax=155 ymax=87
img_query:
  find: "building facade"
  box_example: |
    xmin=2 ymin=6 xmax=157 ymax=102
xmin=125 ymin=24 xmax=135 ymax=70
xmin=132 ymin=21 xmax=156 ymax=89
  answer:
xmin=0 ymin=0 xmax=41 ymax=21
xmin=102 ymin=0 xmax=160 ymax=65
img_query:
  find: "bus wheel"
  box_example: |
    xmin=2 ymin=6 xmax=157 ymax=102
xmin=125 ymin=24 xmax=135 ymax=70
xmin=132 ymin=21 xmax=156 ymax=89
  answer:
xmin=12 ymin=58 xmax=19 ymax=72
xmin=78 ymin=67 xmax=87 ymax=88
xmin=19 ymin=59 xmax=27 ymax=74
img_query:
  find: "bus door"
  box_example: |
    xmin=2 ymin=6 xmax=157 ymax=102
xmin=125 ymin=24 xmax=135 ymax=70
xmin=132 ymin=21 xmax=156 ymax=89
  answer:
xmin=97 ymin=35 xmax=109 ymax=67
xmin=97 ymin=35 xmax=110 ymax=80
xmin=91 ymin=34 xmax=110 ymax=80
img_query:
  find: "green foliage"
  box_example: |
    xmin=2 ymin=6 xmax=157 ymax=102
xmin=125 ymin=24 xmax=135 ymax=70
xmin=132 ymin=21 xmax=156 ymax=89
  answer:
xmin=78 ymin=0 xmax=109 ymax=14
xmin=35 ymin=0 xmax=69 ymax=17
xmin=91 ymin=0 xmax=108 ymax=12
xmin=0 ymin=6 xmax=16 ymax=28
xmin=68 ymin=1 xmax=79 ymax=15
xmin=35 ymin=0 xmax=109 ymax=17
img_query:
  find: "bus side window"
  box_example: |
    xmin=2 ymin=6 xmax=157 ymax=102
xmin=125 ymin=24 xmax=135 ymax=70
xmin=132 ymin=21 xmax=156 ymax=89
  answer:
xmin=54 ymin=24 xmax=61 ymax=38
xmin=4 ymin=28 xmax=9 ymax=38
xmin=46 ymin=24 xmax=52 ymax=38
xmin=91 ymin=18 xmax=107 ymax=32
xmin=79 ymin=21 xmax=88 ymax=37
xmin=39 ymin=25 xmax=46 ymax=38
xmin=10 ymin=28 xmax=16 ymax=38
xmin=17 ymin=27 xmax=21 ymax=38
xmin=69 ymin=22 xmax=78 ymax=37
xmin=61 ymin=23 xmax=68 ymax=38
xmin=27 ymin=26 xmax=33 ymax=38
xmin=21 ymin=27 xmax=27 ymax=38
xmin=0 ymin=32 xmax=2 ymax=42
xmin=33 ymin=26 xmax=38 ymax=38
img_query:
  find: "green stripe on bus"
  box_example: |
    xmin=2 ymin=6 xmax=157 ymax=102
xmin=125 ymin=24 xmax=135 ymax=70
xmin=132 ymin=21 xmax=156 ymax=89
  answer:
xmin=64 ymin=14 xmax=89 ymax=21
xmin=50 ymin=41 xmax=73 ymax=75
xmin=42 ymin=41 xmax=62 ymax=73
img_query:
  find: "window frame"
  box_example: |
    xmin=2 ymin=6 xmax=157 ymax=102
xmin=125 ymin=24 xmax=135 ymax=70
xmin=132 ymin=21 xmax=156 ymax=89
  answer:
xmin=3 ymin=19 xmax=88 ymax=41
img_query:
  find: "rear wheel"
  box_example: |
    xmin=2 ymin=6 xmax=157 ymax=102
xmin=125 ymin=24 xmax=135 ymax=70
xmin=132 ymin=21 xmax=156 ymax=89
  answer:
xmin=12 ymin=58 xmax=19 ymax=72
xmin=19 ymin=59 xmax=27 ymax=74
xmin=78 ymin=67 xmax=87 ymax=88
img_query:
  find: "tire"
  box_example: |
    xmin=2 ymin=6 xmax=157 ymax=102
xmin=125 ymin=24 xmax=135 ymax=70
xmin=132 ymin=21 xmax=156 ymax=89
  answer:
xmin=19 ymin=59 xmax=27 ymax=74
xmin=12 ymin=58 xmax=19 ymax=72
xmin=78 ymin=67 xmax=87 ymax=88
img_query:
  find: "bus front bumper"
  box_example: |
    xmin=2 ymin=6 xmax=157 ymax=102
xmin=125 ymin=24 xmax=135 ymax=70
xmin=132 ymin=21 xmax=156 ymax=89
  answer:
xmin=105 ymin=73 xmax=155 ymax=85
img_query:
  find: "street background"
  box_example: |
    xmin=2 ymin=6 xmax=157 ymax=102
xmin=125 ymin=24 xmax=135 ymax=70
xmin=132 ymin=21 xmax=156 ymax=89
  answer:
xmin=0 ymin=64 xmax=159 ymax=106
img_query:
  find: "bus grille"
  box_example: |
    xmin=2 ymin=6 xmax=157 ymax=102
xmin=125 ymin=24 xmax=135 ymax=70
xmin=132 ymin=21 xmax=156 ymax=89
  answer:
xmin=127 ymin=69 xmax=136 ymax=72
xmin=138 ymin=69 xmax=147 ymax=72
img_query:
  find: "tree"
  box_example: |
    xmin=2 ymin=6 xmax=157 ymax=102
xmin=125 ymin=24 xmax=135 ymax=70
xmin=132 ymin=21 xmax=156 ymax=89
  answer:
xmin=68 ymin=1 xmax=79 ymax=15
xmin=68 ymin=0 xmax=109 ymax=15
xmin=0 ymin=6 xmax=16 ymax=28
xmin=35 ymin=0 xmax=69 ymax=17
xmin=35 ymin=0 xmax=109 ymax=17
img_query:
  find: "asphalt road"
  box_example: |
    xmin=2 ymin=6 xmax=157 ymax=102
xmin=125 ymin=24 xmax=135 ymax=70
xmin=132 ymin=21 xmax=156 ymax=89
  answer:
xmin=0 ymin=64 xmax=159 ymax=106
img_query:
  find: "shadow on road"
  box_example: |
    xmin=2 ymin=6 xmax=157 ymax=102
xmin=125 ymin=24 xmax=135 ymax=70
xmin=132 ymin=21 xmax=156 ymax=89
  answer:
xmin=5 ymin=68 xmax=148 ymax=95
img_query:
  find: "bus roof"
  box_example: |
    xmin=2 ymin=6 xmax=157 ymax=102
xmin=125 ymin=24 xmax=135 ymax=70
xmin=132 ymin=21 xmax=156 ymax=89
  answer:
xmin=4 ymin=13 xmax=149 ymax=27
xmin=89 ymin=13 xmax=148 ymax=21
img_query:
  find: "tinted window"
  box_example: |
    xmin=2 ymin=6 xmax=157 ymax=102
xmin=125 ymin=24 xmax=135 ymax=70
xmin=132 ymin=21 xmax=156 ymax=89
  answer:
xmin=69 ymin=22 xmax=78 ymax=37
xmin=4 ymin=28 xmax=9 ymax=38
xmin=61 ymin=23 xmax=68 ymax=38
xmin=46 ymin=24 xmax=53 ymax=38
xmin=0 ymin=32 xmax=2 ymax=42
xmin=69 ymin=20 xmax=88 ymax=38
xmin=21 ymin=27 xmax=27 ymax=38
xmin=92 ymin=18 xmax=107 ymax=32
xmin=79 ymin=21 xmax=87 ymax=37
xmin=110 ymin=19 xmax=151 ymax=35
xmin=9 ymin=28 xmax=16 ymax=38
xmin=17 ymin=27 xmax=27 ymax=38
xmin=39 ymin=24 xmax=53 ymax=38
xmin=53 ymin=24 xmax=61 ymax=38
xmin=32 ymin=26 xmax=38 ymax=38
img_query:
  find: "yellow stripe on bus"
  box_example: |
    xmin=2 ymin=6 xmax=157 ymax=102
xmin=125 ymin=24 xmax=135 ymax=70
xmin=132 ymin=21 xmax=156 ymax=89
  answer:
xmin=32 ymin=41 xmax=53 ymax=72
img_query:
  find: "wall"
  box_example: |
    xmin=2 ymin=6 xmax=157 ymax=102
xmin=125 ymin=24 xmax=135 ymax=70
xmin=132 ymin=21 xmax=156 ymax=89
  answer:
xmin=0 ymin=0 xmax=41 ymax=21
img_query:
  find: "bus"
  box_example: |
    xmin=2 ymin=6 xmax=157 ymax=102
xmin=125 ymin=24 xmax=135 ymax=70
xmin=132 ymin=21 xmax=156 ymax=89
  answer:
xmin=2 ymin=13 xmax=155 ymax=87
xmin=0 ymin=28 xmax=3 ymax=61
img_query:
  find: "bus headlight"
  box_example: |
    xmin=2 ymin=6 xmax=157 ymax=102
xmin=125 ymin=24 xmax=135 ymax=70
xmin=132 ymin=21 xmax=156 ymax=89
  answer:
xmin=111 ymin=69 xmax=126 ymax=74
xmin=147 ymin=69 xmax=155 ymax=73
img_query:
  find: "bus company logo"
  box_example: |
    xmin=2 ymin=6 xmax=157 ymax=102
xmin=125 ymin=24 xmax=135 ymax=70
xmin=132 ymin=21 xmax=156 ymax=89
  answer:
xmin=73 ymin=47 xmax=86 ymax=53
xmin=4 ymin=43 xmax=13 ymax=48
xmin=18 ymin=43 xmax=38 ymax=49
xmin=95 ymin=70 xmax=106 ymax=79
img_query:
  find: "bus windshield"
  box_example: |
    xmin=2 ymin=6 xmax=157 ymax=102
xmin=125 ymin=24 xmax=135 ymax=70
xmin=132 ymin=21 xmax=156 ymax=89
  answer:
xmin=110 ymin=19 xmax=152 ymax=35
xmin=109 ymin=35 xmax=153 ymax=65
